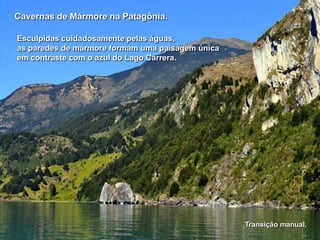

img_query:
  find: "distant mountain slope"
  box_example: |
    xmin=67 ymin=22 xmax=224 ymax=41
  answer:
xmin=0 ymin=38 xmax=251 ymax=133
xmin=0 ymin=53 xmax=257 ymax=202
xmin=49 ymin=52 xmax=255 ymax=136
xmin=2 ymin=1 xmax=320 ymax=208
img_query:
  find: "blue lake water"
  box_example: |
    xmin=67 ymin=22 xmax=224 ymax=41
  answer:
xmin=0 ymin=201 xmax=319 ymax=240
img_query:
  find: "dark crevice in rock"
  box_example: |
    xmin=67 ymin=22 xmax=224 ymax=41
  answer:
xmin=271 ymin=42 xmax=278 ymax=56
xmin=310 ymin=10 xmax=318 ymax=38
xmin=282 ymin=65 xmax=300 ymax=75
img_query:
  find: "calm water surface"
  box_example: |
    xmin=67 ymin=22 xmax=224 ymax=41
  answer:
xmin=0 ymin=201 xmax=319 ymax=240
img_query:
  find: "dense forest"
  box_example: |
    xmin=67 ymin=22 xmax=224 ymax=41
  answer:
xmin=0 ymin=64 xmax=319 ymax=207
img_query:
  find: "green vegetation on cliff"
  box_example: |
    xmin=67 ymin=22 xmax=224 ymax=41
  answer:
xmin=0 ymin=62 xmax=319 ymax=207
xmin=76 ymin=70 xmax=320 ymax=207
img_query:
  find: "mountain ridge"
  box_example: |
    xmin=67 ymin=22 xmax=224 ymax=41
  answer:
xmin=2 ymin=0 xmax=320 ymax=208
xmin=189 ymin=37 xmax=252 ymax=51
xmin=0 ymin=38 xmax=251 ymax=133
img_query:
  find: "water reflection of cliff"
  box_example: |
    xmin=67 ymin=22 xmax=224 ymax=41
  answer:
xmin=99 ymin=205 xmax=134 ymax=239
xmin=0 ymin=202 xmax=316 ymax=239
xmin=99 ymin=205 xmax=218 ymax=239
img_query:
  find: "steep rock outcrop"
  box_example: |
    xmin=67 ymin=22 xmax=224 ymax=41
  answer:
xmin=99 ymin=182 xmax=135 ymax=204
xmin=252 ymin=0 xmax=320 ymax=106
xmin=168 ymin=82 xmax=198 ymax=126
xmin=169 ymin=53 xmax=256 ymax=126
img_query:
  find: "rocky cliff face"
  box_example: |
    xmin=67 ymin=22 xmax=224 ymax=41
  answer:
xmin=99 ymin=182 xmax=135 ymax=204
xmin=169 ymin=53 xmax=256 ymax=126
xmin=253 ymin=0 xmax=320 ymax=106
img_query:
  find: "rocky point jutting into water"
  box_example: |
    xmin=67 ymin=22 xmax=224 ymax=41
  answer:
xmin=99 ymin=182 xmax=135 ymax=204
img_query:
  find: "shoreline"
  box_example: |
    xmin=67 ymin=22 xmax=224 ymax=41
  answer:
xmin=140 ymin=197 xmax=320 ymax=211
xmin=1 ymin=196 xmax=319 ymax=210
